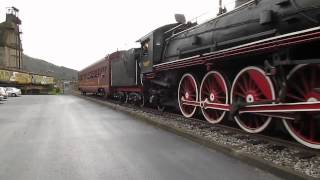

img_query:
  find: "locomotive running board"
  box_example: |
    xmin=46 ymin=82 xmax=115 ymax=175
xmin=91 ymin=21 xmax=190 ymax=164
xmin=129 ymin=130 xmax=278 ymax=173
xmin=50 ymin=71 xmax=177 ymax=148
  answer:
xmin=181 ymin=97 xmax=320 ymax=120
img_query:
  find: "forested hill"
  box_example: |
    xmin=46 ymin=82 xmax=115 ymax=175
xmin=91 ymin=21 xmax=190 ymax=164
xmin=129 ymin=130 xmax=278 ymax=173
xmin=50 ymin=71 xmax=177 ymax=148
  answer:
xmin=23 ymin=54 xmax=78 ymax=80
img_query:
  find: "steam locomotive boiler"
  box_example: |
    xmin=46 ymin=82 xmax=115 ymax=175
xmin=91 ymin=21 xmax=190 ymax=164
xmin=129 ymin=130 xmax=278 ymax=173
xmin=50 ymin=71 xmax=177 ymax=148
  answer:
xmin=137 ymin=0 xmax=320 ymax=149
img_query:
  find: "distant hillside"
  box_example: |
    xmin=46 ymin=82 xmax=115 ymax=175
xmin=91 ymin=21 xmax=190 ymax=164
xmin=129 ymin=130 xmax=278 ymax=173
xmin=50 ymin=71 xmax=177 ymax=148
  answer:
xmin=23 ymin=54 xmax=78 ymax=80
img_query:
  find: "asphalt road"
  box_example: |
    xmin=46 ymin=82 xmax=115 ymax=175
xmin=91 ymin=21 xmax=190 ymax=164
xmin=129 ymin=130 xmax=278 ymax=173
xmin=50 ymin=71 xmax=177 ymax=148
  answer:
xmin=0 ymin=95 xmax=284 ymax=180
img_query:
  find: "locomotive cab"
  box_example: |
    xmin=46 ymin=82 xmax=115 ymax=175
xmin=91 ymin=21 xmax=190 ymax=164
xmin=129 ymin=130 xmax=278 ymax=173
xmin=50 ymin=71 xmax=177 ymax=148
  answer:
xmin=137 ymin=24 xmax=178 ymax=74
xmin=137 ymin=18 xmax=197 ymax=74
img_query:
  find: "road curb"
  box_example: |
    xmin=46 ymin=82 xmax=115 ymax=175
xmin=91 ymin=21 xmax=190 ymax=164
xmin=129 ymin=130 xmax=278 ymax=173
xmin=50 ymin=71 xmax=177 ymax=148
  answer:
xmin=74 ymin=94 xmax=316 ymax=180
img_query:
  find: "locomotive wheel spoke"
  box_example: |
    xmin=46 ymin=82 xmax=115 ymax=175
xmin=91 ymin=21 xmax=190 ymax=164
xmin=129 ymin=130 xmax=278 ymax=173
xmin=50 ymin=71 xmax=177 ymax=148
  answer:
xmin=234 ymin=92 xmax=246 ymax=98
xmin=248 ymin=70 xmax=272 ymax=99
xmin=231 ymin=66 xmax=275 ymax=134
xmin=283 ymin=64 xmax=320 ymax=149
xmin=178 ymin=73 xmax=198 ymax=118
xmin=237 ymin=80 xmax=247 ymax=94
xmin=200 ymin=71 xmax=229 ymax=124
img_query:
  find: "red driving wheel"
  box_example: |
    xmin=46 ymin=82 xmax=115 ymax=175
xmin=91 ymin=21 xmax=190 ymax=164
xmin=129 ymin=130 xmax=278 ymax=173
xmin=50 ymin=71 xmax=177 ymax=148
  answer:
xmin=231 ymin=66 xmax=275 ymax=133
xmin=200 ymin=71 xmax=228 ymax=124
xmin=283 ymin=64 xmax=320 ymax=149
xmin=178 ymin=73 xmax=199 ymax=118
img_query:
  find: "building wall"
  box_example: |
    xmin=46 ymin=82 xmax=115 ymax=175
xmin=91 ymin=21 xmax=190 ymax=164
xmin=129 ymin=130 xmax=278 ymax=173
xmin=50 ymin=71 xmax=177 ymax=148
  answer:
xmin=0 ymin=47 xmax=4 ymax=66
xmin=0 ymin=15 xmax=23 ymax=70
xmin=0 ymin=46 xmax=21 ymax=68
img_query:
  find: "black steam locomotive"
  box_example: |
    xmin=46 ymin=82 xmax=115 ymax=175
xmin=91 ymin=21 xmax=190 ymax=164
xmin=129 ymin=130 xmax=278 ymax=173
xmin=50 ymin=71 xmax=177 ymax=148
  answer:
xmin=79 ymin=0 xmax=320 ymax=149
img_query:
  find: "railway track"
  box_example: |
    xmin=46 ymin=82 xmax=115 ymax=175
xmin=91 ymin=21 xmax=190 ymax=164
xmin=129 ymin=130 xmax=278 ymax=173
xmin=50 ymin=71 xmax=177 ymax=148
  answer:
xmin=83 ymin=94 xmax=320 ymax=179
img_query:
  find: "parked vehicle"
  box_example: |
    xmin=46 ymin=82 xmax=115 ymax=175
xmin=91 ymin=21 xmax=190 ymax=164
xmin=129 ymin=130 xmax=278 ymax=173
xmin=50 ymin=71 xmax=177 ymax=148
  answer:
xmin=0 ymin=87 xmax=8 ymax=99
xmin=0 ymin=95 xmax=3 ymax=101
xmin=5 ymin=87 xmax=21 ymax=97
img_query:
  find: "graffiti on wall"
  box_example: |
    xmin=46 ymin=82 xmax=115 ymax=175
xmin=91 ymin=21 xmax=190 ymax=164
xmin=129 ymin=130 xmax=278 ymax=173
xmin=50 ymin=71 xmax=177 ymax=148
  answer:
xmin=0 ymin=69 xmax=54 ymax=85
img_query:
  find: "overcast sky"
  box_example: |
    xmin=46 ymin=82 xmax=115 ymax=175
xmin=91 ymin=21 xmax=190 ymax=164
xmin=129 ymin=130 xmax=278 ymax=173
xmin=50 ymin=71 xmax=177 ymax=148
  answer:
xmin=1 ymin=0 xmax=235 ymax=71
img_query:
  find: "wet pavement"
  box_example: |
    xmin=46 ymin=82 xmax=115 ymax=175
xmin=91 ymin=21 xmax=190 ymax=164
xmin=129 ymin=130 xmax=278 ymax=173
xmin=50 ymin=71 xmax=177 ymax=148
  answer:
xmin=0 ymin=95 xmax=284 ymax=180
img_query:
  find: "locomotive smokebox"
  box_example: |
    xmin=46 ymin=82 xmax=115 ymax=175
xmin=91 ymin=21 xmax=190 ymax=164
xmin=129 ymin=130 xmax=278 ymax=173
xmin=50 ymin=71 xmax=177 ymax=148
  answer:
xmin=235 ymin=0 xmax=250 ymax=7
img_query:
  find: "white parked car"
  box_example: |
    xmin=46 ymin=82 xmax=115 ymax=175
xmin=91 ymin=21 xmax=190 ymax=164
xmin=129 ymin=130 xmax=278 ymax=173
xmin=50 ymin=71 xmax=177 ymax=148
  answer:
xmin=0 ymin=87 xmax=8 ymax=99
xmin=5 ymin=87 xmax=21 ymax=97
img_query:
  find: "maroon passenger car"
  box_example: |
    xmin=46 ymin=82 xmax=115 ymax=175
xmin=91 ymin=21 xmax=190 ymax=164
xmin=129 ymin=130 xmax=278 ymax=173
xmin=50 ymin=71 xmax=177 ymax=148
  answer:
xmin=78 ymin=55 xmax=110 ymax=95
xmin=79 ymin=50 xmax=144 ymax=104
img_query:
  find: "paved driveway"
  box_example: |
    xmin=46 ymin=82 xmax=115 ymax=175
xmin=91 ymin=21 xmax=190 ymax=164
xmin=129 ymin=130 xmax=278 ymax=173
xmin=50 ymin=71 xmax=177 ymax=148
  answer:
xmin=0 ymin=95 xmax=284 ymax=180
